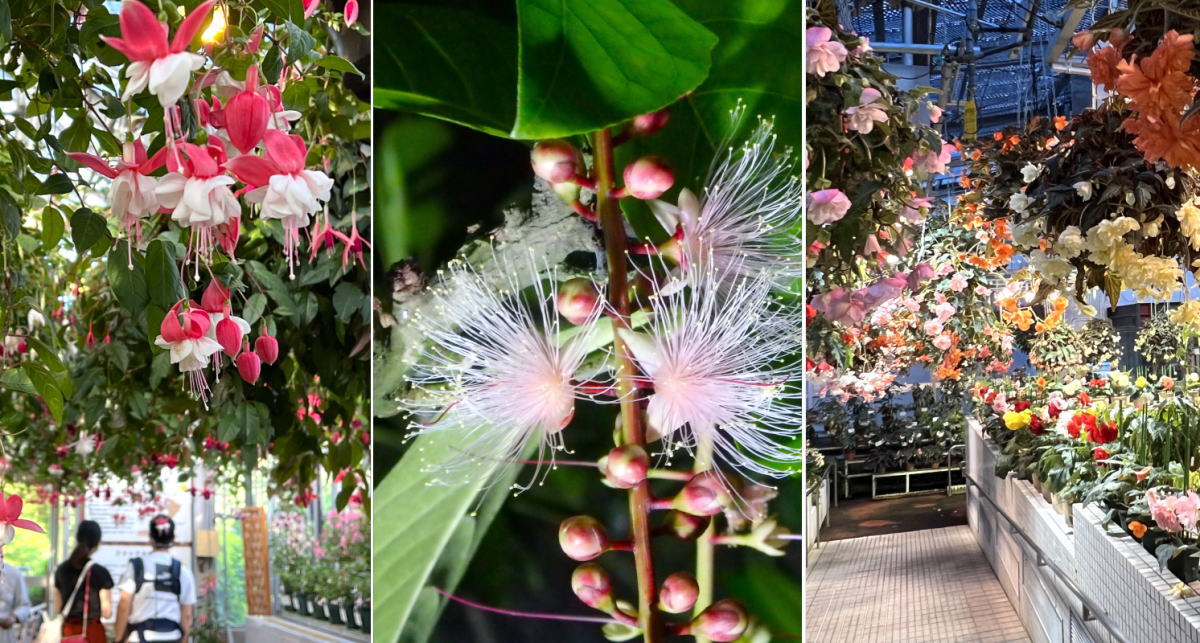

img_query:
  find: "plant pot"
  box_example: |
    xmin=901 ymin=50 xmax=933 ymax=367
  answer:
xmin=1168 ymin=552 xmax=1200 ymax=584
xmin=904 ymin=462 xmax=916 ymax=472
xmin=844 ymin=449 xmax=857 ymax=461
xmin=316 ymin=600 xmax=329 ymax=620
xmin=340 ymin=600 xmax=354 ymax=628
xmin=929 ymin=460 xmax=943 ymax=469
xmin=329 ymin=599 xmax=344 ymax=626
xmin=358 ymin=605 xmax=371 ymax=634
xmin=297 ymin=593 xmax=311 ymax=616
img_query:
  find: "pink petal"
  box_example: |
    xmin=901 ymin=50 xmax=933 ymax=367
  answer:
xmin=263 ymin=130 xmax=307 ymax=174
xmin=171 ymin=0 xmax=216 ymax=53
xmin=225 ymin=91 xmax=271 ymax=154
xmin=227 ymin=155 xmax=279 ymax=188
xmin=116 ymin=0 xmax=169 ymax=61
xmin=67 ymin=153 xmax=119 ymax=179
xmin=139 ymin=143 xmax=170 ymax=175
xmin=11 ymin=519 xmax=43 ymax=534
xmin=160 ymin=300 xmax=186 ymax=343
xmin=180 ymin=143 xmax=218 ymax=178
xmin=345 ymin=0 xmax=359 ymax=25
xmin=5 ymin=495 xmax=21 ymax=522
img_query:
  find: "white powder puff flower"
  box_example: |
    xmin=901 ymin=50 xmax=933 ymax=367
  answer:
xmin=402 ymin=253 xmax=605 ymax=488
xmin=648 ymin=110 xmax=802 ymax=293
xmin=617 ymin=260 xmax=804 ymax=480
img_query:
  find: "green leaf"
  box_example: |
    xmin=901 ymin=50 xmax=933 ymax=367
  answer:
xmin=0 ymin=369 xmax=36 ymax=396
xmin=511 ymin=0 xmax=717 ymax=139
xmin=0 ymin=1 xmax=11 ymax=49
xmin=259 ymin=0 xmax=304 ymax=24
xmin=246 ymin=260 xmax=297 ymax=316
xmin=37 ymin=173 xmax=73 ymax=195
xmin=315 ymin=55 xmax=364 ymax=78
xmin=373 ymin=4 xmax=517 ymax=137
xmin=149 ymin=349 xmax=171 ymax=389
xmin=242 ymin=293 xmax=268 ymax=326
xmin=107 ymin=241 xmax=149 ymax=316
xmin=70 ymin=208 xmax=108 ymax=254
xmin=285 ymin=21 xmax=316 ymax=61
xmin=0 ymin=190 xmax=19 ymax=237
xmin=619 ymin=0 xmax=803 ymax=188
xmin=23 ymin=363 xmax=63 ymax=423
xmin=40 ymin=207 xmax=63 ymax=250
xmin=376 ymin=430 xmax=526 ymax=641
xmin=332 ymin=282 xmax=362 ymax=322
xmin=144 ymin=239 xmax=183 ymax=310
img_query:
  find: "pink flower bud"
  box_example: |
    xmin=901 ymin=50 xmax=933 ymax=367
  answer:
xmin=603 ymin=445 xmax=648 ymax=489
xmin=216 ymin=318 xmax=244 ymax=357
xmin=631 ymin=109 xmax=670 ymax=136
xmin=531 ymin=139 xmax=579 ymax=184
xmin=658 ymin=572 xmax=698 ymax=613
xmin=558 ymin=515 xmax=609 ymax=561
xmin=674 ymin=471 xmax=729 ymax=516
xmin=622 ymin=156 xmax=673 ymax=199
xmin=255 ymin=334 xmax=280 ymax=364
xmin=225 ymin=67 xmax=271 ymax=154
xmin=345 ymin=0 xmax=359 ymax=25
xmin=665 ymin=511 xmax=711 ymax=540
xmin=1071 ymin=30 xmax=1095 ymax=51
xmin=237 ymin=350 xmax=261 ymax=384
xmin=570 ymin=564 xmax=614 ymax=610
xmin=691 ymin=600 xmax=750 ymax=642
xmin=556 ymin=278 xmax=602 ymax=325
xmin=201 ymin=279 xmax=230 ymax=313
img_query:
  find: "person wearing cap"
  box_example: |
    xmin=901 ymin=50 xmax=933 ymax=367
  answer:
xmin=113 ymin=515 xmax=195 ymax=643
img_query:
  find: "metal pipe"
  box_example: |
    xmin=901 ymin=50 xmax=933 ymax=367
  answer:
xmin=964 ymin=472 xmax=1133 ymax=643
xmin=870 ymin=41 xmax=956 ymax=55
xmin=904 ymin=0 xmax=1000 ymax=28
xmin=903 ymin=6 xmax=914 ymax=66
xmin=1052 ymin=61 xmax=1092 ymax=77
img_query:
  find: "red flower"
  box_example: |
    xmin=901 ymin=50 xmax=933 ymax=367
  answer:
xmin=1078 ymin=392 xmax=1092 ymax=406
xmin=1028 ymin=415 xmax=1045 ymax=435
xmin=1093 ymin=448 xmax=1111 ymax=463
xmin=1014 ymin=400 xmax=1031 ymax=412
xmin=1091 ymin=420 xmax=1118 ymax=444
xmin=1067 ymin=412 xmax=1096 ymax=439
xmin=1047 ymin=399 xmax=1064 ymax=419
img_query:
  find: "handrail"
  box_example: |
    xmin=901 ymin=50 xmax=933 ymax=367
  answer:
xmin=962 ymin=471 xmax=1133 ymax=643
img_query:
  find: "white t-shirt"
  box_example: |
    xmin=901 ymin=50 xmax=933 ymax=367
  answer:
xmin=116 ymin=551 xmax=196 ymax=642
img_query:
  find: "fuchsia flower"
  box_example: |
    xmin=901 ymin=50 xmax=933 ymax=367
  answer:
xmin=103 ymin=0 xmax=215 ymax=106
xmin=156 ymin=142 xmax=240 ymax=276
xmin=619 ymin=261 xmax=803 ymax=481
xmin=229 ymin=130 xmax=334 ymax=276
xmin=402 ymin=254 xmax=604 ymax=488
xmin=68 ymin=139 xmax=168 ymax=267
xmin=199 ymin=280 xmax=250 ymax=360
xmin=806 ymin=189 xmax=851 ymax=225
xmin=223 ymin=66 xmax=271 ymax=154
xmin=154 ymin=299 xmax=222 ymax=404
xmin=806 ymin=26 xmax=847 ymax=77
xmin=345 ymin=0 xmax=359 ymax=25
xmin=0 ymin=493 xmax=44 ymax=546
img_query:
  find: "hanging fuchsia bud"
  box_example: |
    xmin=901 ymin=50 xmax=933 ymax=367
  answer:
xmin=556 ymin=278 xmax=602 ymax=326
xmin=674 ymin=471 xmax=729 ymax=516
xmin=225 ymin=66 xmax=271 ymax=154
xmin=345 ymin=0 xmax=359 ymax=25
xmin=659 ymin=572 xmax=698 ymax=613
xmin=201 ymin=279 xmax=230 ymax=313
xmin=247 ymin=26 xmax=264 ymax=53
xmin=85 ymin=324 xmax=96 ymax=347
xmin=691 ymin=600 xmax=750 ymax=642
xmin=665 ymin=511 xmax=710 ymax=540
xmin=603 ymin=445 xmax=649 ymax=488
xmin=570 ymin=564 xmax=614 ymax=611
xmin=622 ymin=156 xmax=673 ymax=199
xmin=631 ymin=109 xmax=670 ymax=136
xmin=559 ymin=515 xmax=609 ymax=561
xmin=531 ymin=139 xmax=579 ymax=184
xmin=237 ymin=349 xmax=261 ymax=384
xmin=216 ymin=317 xmax=244 ymax=356
xmin=255 ymin=333 xmax=279 ymax=364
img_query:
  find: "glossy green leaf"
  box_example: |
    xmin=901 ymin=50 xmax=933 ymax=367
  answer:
xmin=375 ymin=429 xmax=525 ymax=642
xmin=70 ymin=208 xmax=107 ymax=254
xmin=23 ymin=363 xmax=63 ymax=423
xmin=144 ymin=239 xmax=183 ymax=310
xmin=40 ymin=207 xmax=63 ymax=250
xmin=373 ymin=4 xmax=517 ymax=137
xmin=258 ymin=0 xmax=304 ymax=24
xmin=315 ymin=55 xmax=364 ymax=77
xmin=512 ymin=0 xmax=717 ymax=138
xmin=37 ymin=173 xmax=72 ymax=195
xmin=107 ymin=241 xmax=149 ymax=316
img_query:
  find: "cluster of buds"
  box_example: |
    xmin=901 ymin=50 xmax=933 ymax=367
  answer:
xmin=530 ymin=109 xmax=674 ymax=222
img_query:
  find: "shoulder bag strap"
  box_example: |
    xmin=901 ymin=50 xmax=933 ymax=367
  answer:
xmin=81 ymin=567 xmax=90 ymax=623
xmin=62 ymin=561 xmax=93 ymax=618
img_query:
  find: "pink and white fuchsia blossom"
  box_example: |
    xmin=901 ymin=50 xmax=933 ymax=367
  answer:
xmin=68 ymin=139 xmax=168 ymax=267
xmin=402 ymin=254 xmax=605 ymax=488
xmin=647 ymin=117 xmax=803 ymax=292
xmin=229 ymin=130 xmax=334 ymax=277
xmin=618 ymin=259 xmax=804 ymax=480
xmin=154 ymin=299 xmax=222 ymax=405
xmin=156 ymin=142 xmax=240 ymax=277
xmin=102 ymin=0 xmax=215 ymax=106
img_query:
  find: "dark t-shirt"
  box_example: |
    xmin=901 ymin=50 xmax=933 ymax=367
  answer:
xmin=53 ymin=560 xmax=114 ymax=621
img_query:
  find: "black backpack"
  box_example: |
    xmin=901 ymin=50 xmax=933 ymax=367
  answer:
xmin=131 ymin=557 xmax=181 ymax=596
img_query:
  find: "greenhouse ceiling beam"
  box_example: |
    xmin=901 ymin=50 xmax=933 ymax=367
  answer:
xmin=870 ymin=42 xmax=980 ymax=56
xmin=901 ymin=0 xmax=1000 ymax=29
xmin=1047 ymin=6 xmax=1087 ymax=62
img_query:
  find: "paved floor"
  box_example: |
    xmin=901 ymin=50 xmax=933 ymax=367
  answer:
xmin=806 ymin=526 xmax=1030 ymax=643
xmin=823 ymin=493 xmax=968 ymax=541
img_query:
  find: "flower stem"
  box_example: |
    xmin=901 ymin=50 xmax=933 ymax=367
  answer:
xmin=433 ymin=587 xmax=623 ymax=625
xmin=693 ymin=435 xmax=716 ymax=643
xmin=593 ymin=127 xmax=662 ymax=643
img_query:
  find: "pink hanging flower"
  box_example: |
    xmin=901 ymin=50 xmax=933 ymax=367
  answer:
xmin=228 ymin=131 xmax=334 ymax=277
xmin=223 ymin=66 xmax=271 ymax=154
xmin=102 ymin=0 xmax=215 ymax=106
xmin=156 ymin=142 xmax=240 ymax=277
xmin=198 ymin=280 xmax=250 ymax=360
xmin=68 ymin=139 xmax=168 ymax=267
xmin=843 ymin=88 xmax=889 ymax=134
xmin=810 ymin=287 xmax=867 ymax=326
xmin=806 ymin=26 xmax=847 ymax=77
xmin=304 ymin=0 xmax=320 ymax=19
xmin=0 ymin=493 xmax=44 ymax=546
xmin=807 ymin=189 xmax=851 ymax=225
xmin=345 ymin=0 xmax=359 ymax=25
xmin=154 ymin=299 xmax=222 ymax=404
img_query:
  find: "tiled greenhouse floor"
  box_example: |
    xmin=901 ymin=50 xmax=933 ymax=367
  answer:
xmin=806 ymin=525 xmax=1030 ymax=643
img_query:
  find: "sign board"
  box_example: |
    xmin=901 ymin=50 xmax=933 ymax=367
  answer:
xmin=241 ymin=507 xmax=272 ymax=615
xmin=83 ymin=468 xmax=195 ymax=582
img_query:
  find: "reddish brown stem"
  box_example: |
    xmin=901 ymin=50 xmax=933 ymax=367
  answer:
xmin=570 ymin=199 xmax=599 ymax=222
xmin=594 ymin=128 xmax=662 ymax=642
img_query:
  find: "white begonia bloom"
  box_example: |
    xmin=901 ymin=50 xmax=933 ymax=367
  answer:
xmin=1074 ymin=181 xmax=1093 ymax=200
xmin=1056 ymin=226 xmax=1085 ymax=259
xmin=1021 ymin=163 xmax=1041 ymax=183
xmin=1008 ymin=192 xmax=1031 ymax=214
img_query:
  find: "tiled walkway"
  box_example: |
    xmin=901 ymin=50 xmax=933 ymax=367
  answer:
xmin=806 ymin=525 xmax=1030 ymax=643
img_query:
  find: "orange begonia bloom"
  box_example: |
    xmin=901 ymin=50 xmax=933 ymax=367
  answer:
xmin=1088 ymin=44 xmax=1125 ymax=88
xmin=1128 ymin=521 xmax=1148 ymax=539
xmin=1054 ymin=115 xmax=1068 ymax=130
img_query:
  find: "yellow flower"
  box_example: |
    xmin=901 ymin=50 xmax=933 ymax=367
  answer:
xmin=1003 ymin=410 xmax=1032 ymax=431
xmin=1136 ymin=376 xmax=1148 ymax=388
